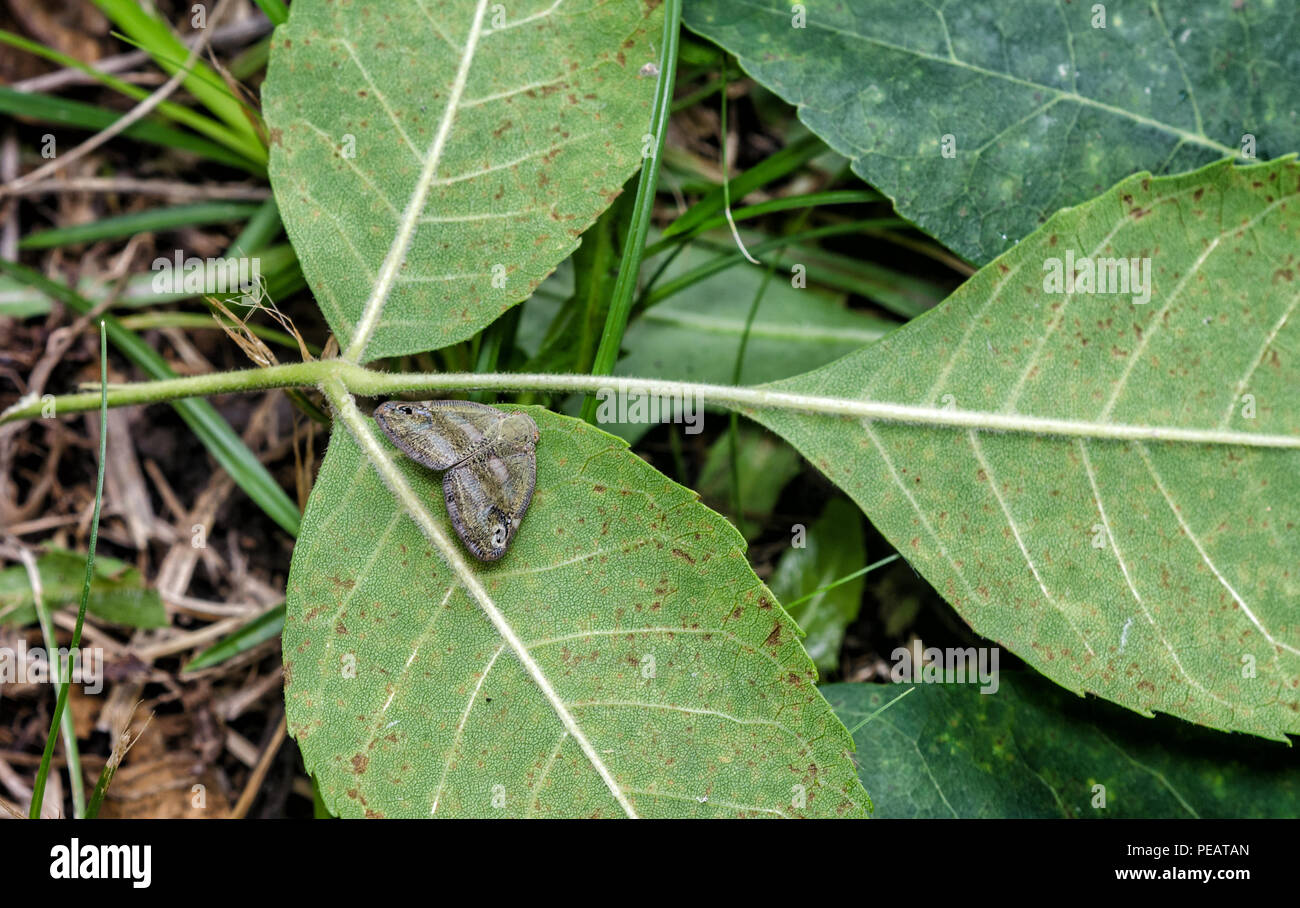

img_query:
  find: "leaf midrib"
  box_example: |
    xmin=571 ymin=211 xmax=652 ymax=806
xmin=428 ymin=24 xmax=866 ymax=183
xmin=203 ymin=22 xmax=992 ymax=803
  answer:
xmin=717 ymin=0 xmax=1238 ymax=158
xmin=321 ymin=379 xmax=640 ymax=817
xmin=341 ymin=0 xmax=493 ymax=363
xmin=317 ymin=0 xmax=641 ymax=808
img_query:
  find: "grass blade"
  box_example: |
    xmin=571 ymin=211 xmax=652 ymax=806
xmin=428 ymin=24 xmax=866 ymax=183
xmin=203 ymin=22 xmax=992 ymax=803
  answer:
xmin=226 ymin=197 xmax=283 ymax=257
xmin=578 ymin=0 xmax=682 ymax=422
xmin=181 ymin=603 xmax=285 ymax=672
xmin=83 ymin=759 xmax=116 ymax=820
xmin=19 ymin=552 xmax=85 ymax=817
xmin=90 ymin=0 xmax=263 ymax=149
xmin=84 ymin=710 xmax=149 ymax=819
xmin=640 ymin=218 xmax=903 ymax=310
xmin=19 ymin=201 xmax=261 ymax=250
xmin=0 ymin=87 xmax=261 ymax=173
xmin=0 ymin=28 xmax=263 ymax=164
xmin=785 ymin=554 xmax=902 ymax=610
xmin=251 ymin=0 xmax=289 ymax=27
xmin=659 ymin=131 xmax=825 ymax=238
xmin=29 ymin=322 xmax=108 ymax=819
xmin=643 ymin=189 xmax=882 ymax=256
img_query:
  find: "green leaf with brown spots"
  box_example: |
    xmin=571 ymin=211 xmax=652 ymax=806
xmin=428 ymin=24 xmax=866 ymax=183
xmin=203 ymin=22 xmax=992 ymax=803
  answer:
xmin=686 ymin=0 xmax=1299 ymax=264
xmin=263 ymin=0 xmax=661 ymax=361
xmin=284 ymin=406 xmax=867 ymax=818
xmin=747 ymin=157 xmax=1300 ymax=739
xmin=827 ymin=675 xmax=1300 ymax=818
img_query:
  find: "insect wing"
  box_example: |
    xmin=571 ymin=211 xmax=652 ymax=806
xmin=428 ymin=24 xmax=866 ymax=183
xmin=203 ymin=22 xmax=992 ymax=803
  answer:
xmin=374 ymin=399 xmax=503 ymax=470
xmin=443 ymin=447 xmax=537 ymax=561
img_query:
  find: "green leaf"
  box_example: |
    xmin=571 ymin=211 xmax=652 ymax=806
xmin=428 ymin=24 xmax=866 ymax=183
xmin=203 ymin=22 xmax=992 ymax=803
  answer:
xmin=825 ymin=675 xmax=1300 ymax=818
xmin=685 ymin=0 xmax=1295 ymax=264
xmin=768 ymin=498 xmax=867 ymax=674
xmin=621 ymin=250 xmax=895 ymax=385
xmin=514 ymin=246 xmax=898 ymax=460
xmin=0 ymin=549 xmax=165 ymax=629
xmin=263 ymin=0 xmax=661 ymax=361
xmin=518 ymin=243 xmax=896 ymax=442
xmin=284 ymin=407 xmax=866 ymax=817
xmin=749 ymin=157 xmax=1300 ymax=739
xmin=696 ymin=426 xmax=802 ymax=538
xmin=524 ymin=244 xmax=895 ymax=384
xmin=771 ymin=237 xmax=947 ymax=319
xmin=523 ymin=200 xmax=625 ymax=376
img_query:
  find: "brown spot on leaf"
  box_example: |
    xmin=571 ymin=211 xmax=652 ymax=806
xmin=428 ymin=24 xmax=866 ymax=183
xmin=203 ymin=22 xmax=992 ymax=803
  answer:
xmin=764 ymin=623 xmax=783 ymax=647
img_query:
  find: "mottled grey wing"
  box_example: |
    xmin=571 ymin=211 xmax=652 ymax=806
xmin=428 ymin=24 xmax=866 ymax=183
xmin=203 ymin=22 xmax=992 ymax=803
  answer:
xmin=374 ymin=399 xmax=503 ymax=470
xmin=443 ymin=448 xmax=537 ymax=561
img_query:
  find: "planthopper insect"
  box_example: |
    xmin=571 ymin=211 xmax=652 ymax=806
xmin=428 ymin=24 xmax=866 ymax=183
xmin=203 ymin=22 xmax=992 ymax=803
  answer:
xmin=374 ymin=400 xmax=539 ymax=561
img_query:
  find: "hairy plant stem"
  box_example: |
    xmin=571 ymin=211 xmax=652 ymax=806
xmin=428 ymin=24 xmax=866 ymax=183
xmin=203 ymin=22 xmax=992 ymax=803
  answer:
xmin=6 ymin=359 xmax=1299 ymax=450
